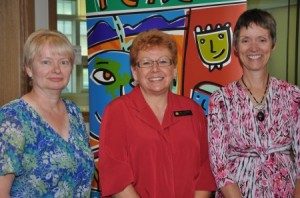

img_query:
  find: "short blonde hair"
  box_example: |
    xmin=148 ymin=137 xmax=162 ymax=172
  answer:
xmin=23 ymin=29 xmax=75 ymax=67
xmin=130 ymin=29 xmax=178 ymax=67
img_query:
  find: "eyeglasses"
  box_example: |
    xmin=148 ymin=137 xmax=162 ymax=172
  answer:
xmin=137 ymin=56 xmax=173 ymax=68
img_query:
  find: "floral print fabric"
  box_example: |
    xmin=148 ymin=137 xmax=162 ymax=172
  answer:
xmin=208 ymin=77 xmax=300 ymax=197
xmin=0 ymin=99 xmax=94 ymax=197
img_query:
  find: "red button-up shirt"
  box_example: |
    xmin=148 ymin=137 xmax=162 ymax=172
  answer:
xmin=99 ymin=87 xmax=216 ymax=197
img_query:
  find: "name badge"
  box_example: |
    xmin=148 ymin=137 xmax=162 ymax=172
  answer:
xmin=173 ymin=110 xmax=193 ymax=117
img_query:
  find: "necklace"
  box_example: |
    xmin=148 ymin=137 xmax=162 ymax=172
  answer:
xmin=241 ymin=75 xmax=269 ymax=122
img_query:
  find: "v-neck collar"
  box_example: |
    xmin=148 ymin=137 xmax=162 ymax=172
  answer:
xmin=20 ymin=98 xmax=71 ymax=142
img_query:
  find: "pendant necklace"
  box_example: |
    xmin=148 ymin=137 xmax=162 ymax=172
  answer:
xmin=241 ymin=75 xmax=269 ymax=122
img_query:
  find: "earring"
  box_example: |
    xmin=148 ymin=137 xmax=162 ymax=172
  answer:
xmin=132 ymin=80 xmax=139 ymax=86
xmin=172 ymin=78 xmax=177 ymax=87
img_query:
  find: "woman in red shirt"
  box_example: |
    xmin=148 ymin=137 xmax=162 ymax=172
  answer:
xmin=99 ymin=29 xmax=216 ymax=198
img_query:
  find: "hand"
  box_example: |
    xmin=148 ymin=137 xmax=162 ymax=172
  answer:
xmin=220 ymin=183 xmax=242 ymax=198
xmin=0 ymin=174 xmax=15 ymax=198
xmin=112 ymin=184 xmax=140 ymax=198
xmin=195 ymin=190 xmax=212 ymax=198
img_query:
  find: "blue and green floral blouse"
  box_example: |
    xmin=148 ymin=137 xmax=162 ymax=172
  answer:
xmin=0 ymin=99 xmax=94 ymax=197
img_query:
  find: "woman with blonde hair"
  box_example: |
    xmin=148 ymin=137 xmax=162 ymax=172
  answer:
xmin=0 ymin=29 xmax=94 ymax=197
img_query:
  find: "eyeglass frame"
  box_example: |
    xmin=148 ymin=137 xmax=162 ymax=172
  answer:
xmin=136 ymin=56 xmax=174 ymax=68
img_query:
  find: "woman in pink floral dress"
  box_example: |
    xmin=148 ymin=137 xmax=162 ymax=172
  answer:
xmin=208 ymin=9 xmax=300 ymax=197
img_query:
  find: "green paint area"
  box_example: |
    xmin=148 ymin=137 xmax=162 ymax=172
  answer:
xmin=94 ymin=57 xmax=131 ymax=98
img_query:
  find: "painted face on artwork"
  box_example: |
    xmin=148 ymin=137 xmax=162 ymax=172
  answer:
xmin=26 ymin=44 xmax=73 ymax=92
xmin=235 ymin=23 xmax=274 ymax=72
xmin=131 ymin=46 xmax=176 ymax=96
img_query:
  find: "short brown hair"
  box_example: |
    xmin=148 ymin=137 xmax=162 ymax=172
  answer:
xmin=130 ymin=29 xmax=178 ymax=67
xmin=233 ymin=9 xmax=276 ymax=48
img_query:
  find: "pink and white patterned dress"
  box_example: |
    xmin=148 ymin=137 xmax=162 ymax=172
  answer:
xmin=208 ymin=77 xmax=300 ymax=197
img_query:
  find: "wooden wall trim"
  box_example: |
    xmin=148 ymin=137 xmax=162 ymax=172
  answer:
xmin=0 ymin=0 xmax=34 ymax=106
xmin=20 ymin=0 xmax=35 ymax=94
xmin=49 ymin=0 xmax=57 ymax=30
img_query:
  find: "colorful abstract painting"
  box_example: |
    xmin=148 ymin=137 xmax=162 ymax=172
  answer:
xmin=86 ymin=1 xmax=246 ymax=197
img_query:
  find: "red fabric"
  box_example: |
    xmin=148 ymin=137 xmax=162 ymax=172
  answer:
xmin=99 ymin=87 xmax=216 ymax=197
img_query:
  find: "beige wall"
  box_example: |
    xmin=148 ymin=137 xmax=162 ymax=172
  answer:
xmin=268 ymin=5 xmax=298 ymax=84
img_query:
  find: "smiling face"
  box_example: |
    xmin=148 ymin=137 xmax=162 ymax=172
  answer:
xmin=195 ymin=24 xmax=231 ymax=69
xmin=235 ymin=23 xmax=274 ymax=72
xmin=26 ymin=44 xmax=73 ymax=92
xmin=131 ymin=46 xmax=176 ymax=96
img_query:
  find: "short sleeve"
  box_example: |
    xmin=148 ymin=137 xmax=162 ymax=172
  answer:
xmin=98 ymin=100 xmax=134 ymax=197
xmin=193 ymin=103 xmax=216 ymax=191
xmin=0 ymin=108 xmax=25 ymax=176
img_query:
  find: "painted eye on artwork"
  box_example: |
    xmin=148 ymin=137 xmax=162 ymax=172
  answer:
xmin=218 ymin=33 xmax=224 ymax=39
xmin=91 ymin=68 xmax=115 ymax=85
xmin=200 ymin=38 xmax=206 ymax=44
